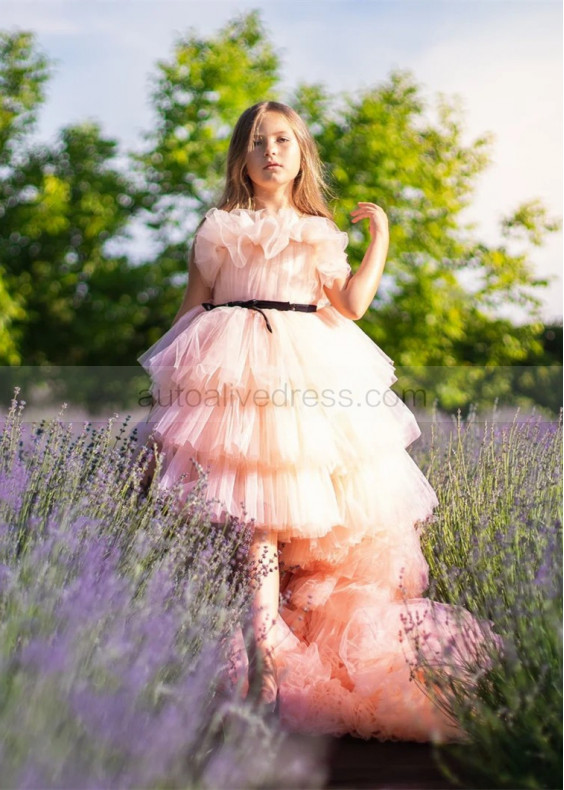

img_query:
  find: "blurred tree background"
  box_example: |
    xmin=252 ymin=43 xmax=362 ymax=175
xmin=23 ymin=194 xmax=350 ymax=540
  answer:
xmin=0 ymin=13 xmax=561 ymax=415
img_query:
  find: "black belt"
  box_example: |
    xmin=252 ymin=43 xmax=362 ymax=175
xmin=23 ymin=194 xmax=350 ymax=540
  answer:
xmin=201 ymin=299 xmax=317 ymax=333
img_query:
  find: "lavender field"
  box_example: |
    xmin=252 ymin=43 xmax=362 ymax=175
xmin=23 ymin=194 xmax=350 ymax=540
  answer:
xmin=0 ymin=390 xmax=561 ymax=790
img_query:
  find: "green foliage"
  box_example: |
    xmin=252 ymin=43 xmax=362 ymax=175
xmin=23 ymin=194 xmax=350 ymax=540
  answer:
xmin=0 ymin=122 xmax=153 ymax=368
xmin=292 ymin=73 xmax=558 ymax=376
xmin=0 ymin=31 xmax=51 ymax=160
xmin=0 ymin=31 xmax=51 ymax=361
xmin=501 ymin=198 xmax=562 ymax=247
xmin=0 ymin=31 xmax=184 ymax=377
xmin=0 ymin=267 xmax=25 ymax=364
xmin=135 ymin=10 xmax=280 ymax=213
xmin=0 ymin=15 xmax=561 ymax=414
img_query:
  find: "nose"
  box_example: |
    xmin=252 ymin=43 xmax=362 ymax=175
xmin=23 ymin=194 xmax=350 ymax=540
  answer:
xmin=264 ymin=138 xmax=277 ymax=157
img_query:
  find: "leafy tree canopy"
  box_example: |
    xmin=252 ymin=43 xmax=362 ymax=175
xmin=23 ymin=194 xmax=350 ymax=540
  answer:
xmin=0 ymin=13 xmax=560 ymax=413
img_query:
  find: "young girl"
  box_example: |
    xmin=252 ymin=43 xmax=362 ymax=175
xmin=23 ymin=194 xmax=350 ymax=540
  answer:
xmin=137 ymin=101 xmax=503 ymax=741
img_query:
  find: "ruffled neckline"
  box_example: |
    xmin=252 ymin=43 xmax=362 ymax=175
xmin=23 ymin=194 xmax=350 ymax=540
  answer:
xmin=203 ymin=206 xmax=339 ymax=235
xmin=198 ymin=206 xmax=349 ymax=265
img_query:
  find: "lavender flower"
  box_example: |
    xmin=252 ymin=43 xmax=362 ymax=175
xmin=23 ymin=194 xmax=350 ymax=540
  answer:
xmin=0 ymin=390 xmax=324 ymax=790
xmin=406 ymin=406 xmax=562 ymax=789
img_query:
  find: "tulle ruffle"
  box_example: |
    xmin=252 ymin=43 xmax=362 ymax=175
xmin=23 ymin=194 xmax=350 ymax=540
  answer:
xmin=273 ymin=583 xmax=503 ymax=741
xmin=137 ymin=300 xmax=435 ymax=548
xmin=225 ymin=539 xmax=505 ymax=742
xmin=226 ymin=561 xmax=505 ymax=742
xmin=194 ymin=208 xmax=351 ymax=290
xmin=137 ymin=207 xmax=506 ymax=743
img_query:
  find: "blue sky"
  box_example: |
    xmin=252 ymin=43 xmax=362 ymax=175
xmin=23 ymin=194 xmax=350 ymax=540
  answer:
xmin=2 ymin=0 xmax=562 ymax=322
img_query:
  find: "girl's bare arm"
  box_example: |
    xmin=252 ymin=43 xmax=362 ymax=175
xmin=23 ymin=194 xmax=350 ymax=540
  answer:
xmin=323 ymin=202 xmax=390 ymax=321
xmin=171 ymin=241 xmax=213 ymax=327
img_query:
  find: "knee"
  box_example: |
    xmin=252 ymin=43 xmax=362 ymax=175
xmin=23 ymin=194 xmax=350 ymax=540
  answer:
xmin=248 ymin=529 xmax=279 ymax=568
xmin=251 ymin=527 xmax=273 ymax=544
xmin=250 ymin=529 xmax=278 ymax=555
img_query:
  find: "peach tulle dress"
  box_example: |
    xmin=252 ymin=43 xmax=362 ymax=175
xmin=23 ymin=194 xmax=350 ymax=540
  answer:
xmin=137 ymin=207 xmax=503 ymax=742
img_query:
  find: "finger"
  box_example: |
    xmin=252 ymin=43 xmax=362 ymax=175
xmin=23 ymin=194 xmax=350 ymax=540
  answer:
xmin=350 ymin=209 xmax=377 ymax=219
xmin=350 ymin=206 xmax=382 ymax=216
xmin=352 ymin=214 xmax=386 ymax=225
xmin=350 ymin=206 xmax=377 ymax=216
xmin=356 ymin=203 xmax=382 ymax=211
xmin=351 ymin=215 xmax=375 ymax=224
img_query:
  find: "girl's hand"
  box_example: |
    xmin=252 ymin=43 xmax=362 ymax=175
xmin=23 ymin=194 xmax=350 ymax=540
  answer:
xmin=350 ymin=202 xmax=389 ymax=242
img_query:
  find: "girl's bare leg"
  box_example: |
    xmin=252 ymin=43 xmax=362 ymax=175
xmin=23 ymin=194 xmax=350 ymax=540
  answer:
xmin=247 ymin=528 xmax=280 ymax=704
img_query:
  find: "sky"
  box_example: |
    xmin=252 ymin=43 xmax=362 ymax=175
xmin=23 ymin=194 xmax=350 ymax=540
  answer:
xmin=1 ymin=0 xmax=562 ymax=323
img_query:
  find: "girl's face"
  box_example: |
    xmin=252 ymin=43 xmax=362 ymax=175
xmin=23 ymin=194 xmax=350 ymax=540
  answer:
xmin=245 ymin=111 xmax=302 ymax=195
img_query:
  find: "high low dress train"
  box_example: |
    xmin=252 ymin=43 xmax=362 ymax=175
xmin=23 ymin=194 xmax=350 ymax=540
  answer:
xmin=137 ymin=207 xmax=503 ymax=742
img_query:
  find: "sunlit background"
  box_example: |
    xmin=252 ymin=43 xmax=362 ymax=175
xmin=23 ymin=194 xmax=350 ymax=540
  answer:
xmin=0 ymin=10 xmax=561 ymax=788
xmin=0 ymin=0 xmax=561 ymax=421
xmin=2 ymin=0 xmax=561 ymax=322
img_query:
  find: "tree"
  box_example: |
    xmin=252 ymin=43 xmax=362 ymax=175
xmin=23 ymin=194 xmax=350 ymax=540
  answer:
xmin=138 ymin=21 xmax=560 ymax=411
xmin=0 ymin=31 xmax=168 ymax=407
xmin=0 ymin=30 xmax=51 ymax=363
xmin=291 ymin=75 xmax=559 ymax=366
xmin=1 ymin=122 xmax=148 ymax=363
xmin=133 ymin=10 xmax=280 ymax=223
xmin=0 ymin=14 xmax=560 ymax=414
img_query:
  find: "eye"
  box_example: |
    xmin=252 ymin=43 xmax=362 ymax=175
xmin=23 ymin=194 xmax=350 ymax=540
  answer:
xmin=252 ymin=138 xmax=263 ymax=147
xmin=278 ymin=137 xmax=290 ymax=142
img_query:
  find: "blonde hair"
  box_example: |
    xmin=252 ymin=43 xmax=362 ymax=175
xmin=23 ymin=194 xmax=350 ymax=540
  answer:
xmin=216 ymin=101 xmax=334 ymax=219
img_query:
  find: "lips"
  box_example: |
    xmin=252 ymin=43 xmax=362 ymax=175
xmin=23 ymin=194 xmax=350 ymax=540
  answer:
xmin=264 ymin=163 xmax=281 ymax=169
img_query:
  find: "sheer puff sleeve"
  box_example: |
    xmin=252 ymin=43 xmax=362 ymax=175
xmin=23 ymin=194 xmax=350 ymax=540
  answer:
xmin=192 ymin=214 xmax=229 ymax=289
xmin=313 ymin=219 xmax=352 ymax=290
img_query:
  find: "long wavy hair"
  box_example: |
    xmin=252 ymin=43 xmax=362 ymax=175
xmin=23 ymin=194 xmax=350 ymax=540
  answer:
xmin=216 ymin=101 xmax=334 ymax=220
